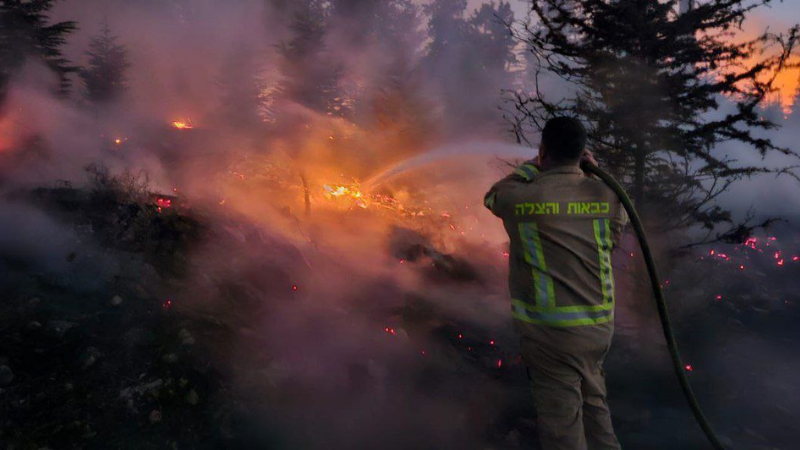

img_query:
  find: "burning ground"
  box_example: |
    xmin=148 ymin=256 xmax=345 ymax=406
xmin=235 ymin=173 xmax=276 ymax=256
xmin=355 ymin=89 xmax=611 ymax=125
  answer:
xmin=0 ymin=0 xmax=799 ymax=448
xmin=0 ymin=132 xmax=799 ymax=448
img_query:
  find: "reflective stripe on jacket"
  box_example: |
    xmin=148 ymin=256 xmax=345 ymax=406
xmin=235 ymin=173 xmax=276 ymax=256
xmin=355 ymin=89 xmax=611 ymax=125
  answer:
xmin=485 ymin=162 xmax=627 ymax=330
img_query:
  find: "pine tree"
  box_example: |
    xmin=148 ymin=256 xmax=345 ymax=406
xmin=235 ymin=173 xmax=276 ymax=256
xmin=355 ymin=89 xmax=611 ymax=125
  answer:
xmin=214 ymin=43 xmax=267 ymax=129
xmin=0 ymin=0 xmax=77 ymax=98
xmin=469 ymin=1 xmax=516 ymax=80
xmin=335 ymin=0 xmax=427 ymax=131
xmin=80 ymin=20 xmax=130 ymax=104
xmin=507 ymin=0 xmax=800 ymax=242
xmin=278 ymin=0 xmax=349 ymax=117
xmin=423 ymin=0 xmax=517 ymax=136
xmin=424 ymin=0 xmax=468 ymax=60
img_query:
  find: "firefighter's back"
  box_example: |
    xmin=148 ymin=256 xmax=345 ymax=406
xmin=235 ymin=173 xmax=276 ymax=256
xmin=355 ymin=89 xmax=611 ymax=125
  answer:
xmin=500 ymin=164 xmax=626 ymax=353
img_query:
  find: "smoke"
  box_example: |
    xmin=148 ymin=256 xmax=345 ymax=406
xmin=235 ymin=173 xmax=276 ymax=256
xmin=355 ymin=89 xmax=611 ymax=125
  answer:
xmin=0 ymin=2 xmax=531 ymax=447
xmin=1 ymin=1 xmax=798 ymax=448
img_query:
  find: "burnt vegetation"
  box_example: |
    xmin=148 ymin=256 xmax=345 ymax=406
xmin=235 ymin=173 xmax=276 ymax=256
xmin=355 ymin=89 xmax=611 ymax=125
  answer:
xmin=0 ymin=0 xmax=799 ymax=449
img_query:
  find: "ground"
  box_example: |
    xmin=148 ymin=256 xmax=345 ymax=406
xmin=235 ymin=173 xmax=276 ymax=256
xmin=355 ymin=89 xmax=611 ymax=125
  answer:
xmin=0 ymin=181 xmax=797 ymax=449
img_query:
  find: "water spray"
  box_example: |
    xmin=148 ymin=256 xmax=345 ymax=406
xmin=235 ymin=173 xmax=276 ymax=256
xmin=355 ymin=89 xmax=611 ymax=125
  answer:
xmin=582 ymin=162 xmax=726 ymax=450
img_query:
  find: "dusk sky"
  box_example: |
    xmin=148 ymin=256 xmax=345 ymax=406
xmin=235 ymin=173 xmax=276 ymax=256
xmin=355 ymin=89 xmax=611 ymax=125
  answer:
xmin=469 ymin=0 xmax=800 ymax=217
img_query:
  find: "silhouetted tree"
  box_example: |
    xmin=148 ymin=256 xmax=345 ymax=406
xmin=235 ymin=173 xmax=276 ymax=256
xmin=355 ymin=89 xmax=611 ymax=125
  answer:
xmin=329 ymin=0 xmax=428 ymax=131
xmin=0 ymin=0 xmax=77 ymax=99
xmin=423 ymin=0 xmax=517 ymax=136
xmin=214 ymin=43 xmax=269 ymax=129
xmin=278 ymin=0 xmax=349 ymax=117
xmin=80 ymin=20 xmax=130 ymax=104
xmin=506 ymin=0 xmax=799 ymax=242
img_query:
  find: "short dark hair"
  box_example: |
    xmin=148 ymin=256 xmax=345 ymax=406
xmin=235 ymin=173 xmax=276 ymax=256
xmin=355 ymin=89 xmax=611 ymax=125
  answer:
xmin=542 ymin=117 xmax=587 ymax=162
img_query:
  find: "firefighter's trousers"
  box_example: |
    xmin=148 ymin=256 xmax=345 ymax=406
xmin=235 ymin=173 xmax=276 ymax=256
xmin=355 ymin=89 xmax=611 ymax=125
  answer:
xmin=521 ymin=336 xmax=621 ymax=450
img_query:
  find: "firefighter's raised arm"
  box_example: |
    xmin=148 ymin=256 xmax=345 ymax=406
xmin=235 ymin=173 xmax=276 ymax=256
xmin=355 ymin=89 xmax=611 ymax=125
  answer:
xmin=483 ymin=160 xmax=539 ymax=217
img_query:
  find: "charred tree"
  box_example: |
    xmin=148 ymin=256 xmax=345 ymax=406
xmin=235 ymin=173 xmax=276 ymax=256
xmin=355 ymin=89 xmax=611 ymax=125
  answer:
xmin=506 ymin=0 xmax=800 ymax=244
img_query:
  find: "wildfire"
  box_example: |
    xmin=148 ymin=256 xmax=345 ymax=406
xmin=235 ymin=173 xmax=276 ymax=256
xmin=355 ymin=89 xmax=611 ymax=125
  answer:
xmin=324 ymin=183 xmax=367 ymax=208
xmin=171 ymin=120 xmax=194 ymax=130
xmin=707 ymin=235 xmax=799 ymax=269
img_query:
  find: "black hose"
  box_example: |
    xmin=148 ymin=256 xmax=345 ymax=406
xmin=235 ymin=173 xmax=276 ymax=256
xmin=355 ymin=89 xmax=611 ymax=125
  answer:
xmin=582 ymin=163 xmax=727 ymax=450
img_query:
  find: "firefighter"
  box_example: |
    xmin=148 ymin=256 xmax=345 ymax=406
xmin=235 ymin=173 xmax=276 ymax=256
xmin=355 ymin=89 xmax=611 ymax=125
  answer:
xmin=484 ymin=117 xmax=627 ymax=450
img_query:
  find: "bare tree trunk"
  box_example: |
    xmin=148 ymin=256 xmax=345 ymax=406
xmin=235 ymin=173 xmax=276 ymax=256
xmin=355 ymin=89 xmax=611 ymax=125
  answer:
xmin=300 ymin=173 xmax=311 ymax=215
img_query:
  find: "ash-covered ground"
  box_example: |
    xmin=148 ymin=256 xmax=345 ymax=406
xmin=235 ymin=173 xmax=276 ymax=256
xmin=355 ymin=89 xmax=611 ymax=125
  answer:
xmin=0 ymin=158 xmax=797 ymax=449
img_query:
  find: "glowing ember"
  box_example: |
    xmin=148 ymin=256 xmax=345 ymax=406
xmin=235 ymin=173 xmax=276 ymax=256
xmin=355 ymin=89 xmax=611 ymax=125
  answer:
xmin=497 ymin=359 xmax=503 ymax=368
xmin=156 ymin=198 xmax=172 ymax=208
xmin=292 ymin=285 xmax=298 ymax=292
xmin=685 ymin=364 xmax=693 ymax=372
xmin=163 ymin=299 xmax=172 ymax=309
xmin=171 ymin=120 xmax=194 ymax=130
xmin=716 ymin=295 xmax=722 ymax=301
xmin=384 ymin=327 xmax=396 ymax=335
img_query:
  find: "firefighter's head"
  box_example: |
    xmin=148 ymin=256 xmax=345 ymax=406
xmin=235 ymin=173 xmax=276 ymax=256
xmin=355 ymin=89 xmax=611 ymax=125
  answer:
xmin=539 ymin=117 xmax=587 ymax=166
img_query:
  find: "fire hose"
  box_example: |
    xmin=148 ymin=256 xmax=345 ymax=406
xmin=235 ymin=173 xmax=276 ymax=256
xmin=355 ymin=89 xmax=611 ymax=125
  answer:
xmin=581 ymin=162 xmax=727 ymax=450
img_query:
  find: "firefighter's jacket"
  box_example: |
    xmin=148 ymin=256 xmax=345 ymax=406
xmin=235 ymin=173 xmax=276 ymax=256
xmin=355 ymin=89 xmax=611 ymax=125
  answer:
xmin=484 ymin=161 xmax=627 ymax=349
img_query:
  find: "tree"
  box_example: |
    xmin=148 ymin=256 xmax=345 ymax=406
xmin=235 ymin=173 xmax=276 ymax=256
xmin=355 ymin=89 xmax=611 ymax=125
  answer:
xmin=214 ymin=43 xmax=268 ymax=129
xmin=331 ymin=0 xmax=428 ymax=132
xmin=80 ymin=20 xmax=130 ymax=104
xmin=0 ymin=0 xmax=77 ymax=99
xmin=423 ymin=0 xmax=517 ymax=136
xmin=278 ymin=0 xmax=350 ymax=117
xmin=506 ymin=0 xmax=800 ymax=243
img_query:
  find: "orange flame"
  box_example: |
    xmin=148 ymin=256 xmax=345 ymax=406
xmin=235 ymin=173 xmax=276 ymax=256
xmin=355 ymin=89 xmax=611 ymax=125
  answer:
xmin=171 ymin=120 xmax=194 ymax=130
xmin=324 ymin=183 xmax=367 ymax=208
